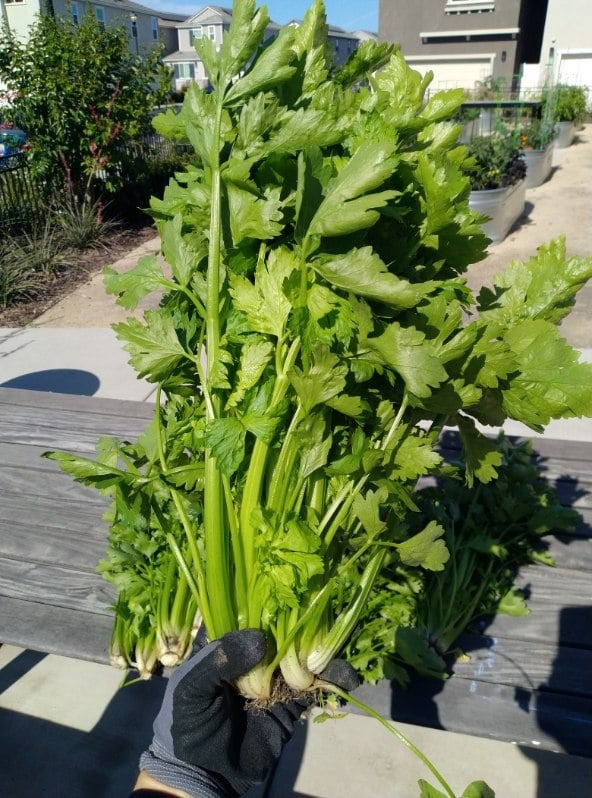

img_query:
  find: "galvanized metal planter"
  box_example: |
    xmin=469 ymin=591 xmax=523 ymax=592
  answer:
xmin=523 ymin=144 xmax=554 ymax=189
xmin=469 ymin=179 xmax=526 ymax=244
xmin=555 ymin=121 xmax=575 ymax=149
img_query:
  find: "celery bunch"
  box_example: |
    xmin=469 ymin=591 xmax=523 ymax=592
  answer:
xmin=46 ymin=3 xmax=592 ymax=794
xmin=48 ymin=0 xmax=592 ymax=694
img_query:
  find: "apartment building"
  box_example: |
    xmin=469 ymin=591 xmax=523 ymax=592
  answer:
xmin=163 ymin=4 xmax=370 ymax=93
xmin=378 ymin=0 xmax=548 ymax=92
xmin=163 ymin=4 xmax=280 ymax=90
xmin=0 ymin=0 xmax=184 ymax=56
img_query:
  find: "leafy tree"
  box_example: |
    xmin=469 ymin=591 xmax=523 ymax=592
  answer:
xmin=0 ymin=11 xmax=171 ymax=197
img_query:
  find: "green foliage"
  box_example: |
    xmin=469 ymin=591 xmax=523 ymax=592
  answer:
xmin=348 ymin=437 xmax=582 ymax=685
xmin=48 ymin=0 xmax=592 ymax=684
xmin=0 ymin=11 xmax=170 ymax=195
xmin=51 ymin=190 xmax=120 ymax=250
xmin=419 ymin=781 xmax=495 ymax=798
xmin=0 ymin=219 xmax=73 ymax=307
xmin=110 ymin=148 xmax=193 ymax=223
xmin=0 ymin=244 xmax=42 ymax=307
xmin=547 ymin=84 xmax=588 ymax=123
xmin=516 ymin=117 xmax=557 ymax=150
xmin=470 ymin=75 xmax=507 ymax=101
xmin=466 ymin=133 xmax=526 ymax=190
xmin=45 ymin=2 xmax=592 ymax=792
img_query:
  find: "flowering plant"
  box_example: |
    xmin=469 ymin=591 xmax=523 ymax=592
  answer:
xmin=517 ymin=118 xmax=556 ymax=151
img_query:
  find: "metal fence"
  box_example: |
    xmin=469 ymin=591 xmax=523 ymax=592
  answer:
xmin=0 ymin=135 xmax=192 ymax=233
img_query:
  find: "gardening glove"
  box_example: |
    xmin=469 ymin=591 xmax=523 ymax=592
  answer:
xmin=138 ymin=629 xmax=359 ymax=798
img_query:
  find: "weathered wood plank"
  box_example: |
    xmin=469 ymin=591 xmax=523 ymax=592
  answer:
xmin=354 ymin=675 xmax=592 ymax=757
xmin=0 ymin=595 xmax=114 ymax=664
xmin=477 ymin=565 xmax=592 ymax=647
xmin=0 ymin=386 xmax=154 ymax=419
xmin=1 ymin=387 xmax=591 ymax=757
xmin=0 ymin=388 xmax=153 ymax=452
xmin=0 ymin=508 xmax=108 ymax=567
xmin=544 ymin=533 xmax=592 ymax=570
xmin=0 ymin=467 xmax=104 ymax=507
xmin=439 ymin=429 xmax=592 ymax=464
xmin=453 ymin=633 xmax=592 ymax=696
xmin=0 ymin=557 xmax=116 ymax=613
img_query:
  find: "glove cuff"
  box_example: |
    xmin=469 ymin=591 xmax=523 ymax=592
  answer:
xmin=139 ymin=741 xmax=233 ymax=798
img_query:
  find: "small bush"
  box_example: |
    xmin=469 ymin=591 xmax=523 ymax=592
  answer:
xmin=110 ymin=149 xmax=192 ymax=223
xmin=546 ymin=84 xmax=588 ymax=123
xmin=0 ymin=236 xmax=44 ymax=307
xmin=516 ymin=117 xmax=557 ymax=151
xmin=52 ymin=191 xmax=120 ymax=250
xmin=15 ymin=218 xmax=72 ymax=275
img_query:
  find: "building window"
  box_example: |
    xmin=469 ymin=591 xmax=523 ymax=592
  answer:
xmin=151 ymin=17 xmax=159 ymax=41
xmin=445 ymin=0 xmax=495 ymax=12
xmin=190 ymin=26 xmax=203 ymax=45
xmin=207 ymin=24 xmax=216 ymax=40
xmin=71 ymin=1 xmax=79 ymax=23
xmin=174 ymin=63 xmax=195 ymax=79
xmin=4 ymin=0 xmax=26 ymax=4
xmin=94 ymin=5 xmax=105 ymax=29
xmin=420 ymin=27 xmax=518 ymax=43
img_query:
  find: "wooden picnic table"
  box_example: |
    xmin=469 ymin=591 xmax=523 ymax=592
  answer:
xmin=0 ymin=387 xmax=590 ymax=757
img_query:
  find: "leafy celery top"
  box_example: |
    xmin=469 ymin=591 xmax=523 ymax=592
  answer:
xmin=47 ymin=0 xmax=592 ymax=772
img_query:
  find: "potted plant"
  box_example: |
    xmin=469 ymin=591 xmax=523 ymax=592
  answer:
xmin=517 ymin=117 xmax=556 ymax=188
xmin=467 ymin=132 xmax=527 ymax=243
xmin=549 ymin=85 xmax=588 ymax=148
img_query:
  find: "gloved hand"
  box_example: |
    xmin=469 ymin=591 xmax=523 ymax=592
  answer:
xmin=137 ymin=629 xmax=358 ymax=798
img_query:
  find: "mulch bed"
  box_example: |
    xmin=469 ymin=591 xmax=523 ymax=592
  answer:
xmin=0 ymin=223 xmax=157 ymax=328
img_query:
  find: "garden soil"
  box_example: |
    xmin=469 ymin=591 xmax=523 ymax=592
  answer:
xmin=4 ymin=124 xmax=592 ymax=348
xmin=0 ymin=223 xmax=158 ymax=328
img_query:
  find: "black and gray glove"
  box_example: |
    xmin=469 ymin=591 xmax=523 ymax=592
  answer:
xmin=138 ymin=629 xmax=358 ymax=798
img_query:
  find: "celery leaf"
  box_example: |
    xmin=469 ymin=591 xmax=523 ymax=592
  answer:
xmin=363 ymin=323 xmax=447 ymax=398
xmin=396 ymin=521 xmax=449 ymax=571
xmin=478 ymin=237 xmax=592 ymax=326
xmin=457 ymin=414 xmax=504 ymax=487
xmin=312 ymin=247 xmax=436 ymax=310
xmin=103 ymin=255 xmax=167 ymax=311
xmin=501 ymin=319 xmax=592 ymax=427
xmin=113 ymin=311 xmax=190 ymax=382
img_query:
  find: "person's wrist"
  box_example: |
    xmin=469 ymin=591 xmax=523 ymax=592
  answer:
xmin=132 ymin=770 xmax=194 ymax=797
xmin=139 ymin=742 xmax=232 ymax=798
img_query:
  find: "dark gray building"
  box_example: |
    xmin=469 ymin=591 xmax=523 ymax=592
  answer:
xmin=379 ymin=0 xmax=548 ymax=92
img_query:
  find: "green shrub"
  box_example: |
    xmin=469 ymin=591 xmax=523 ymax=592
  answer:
xmin=0 ymin=253 xmax=41 ymax=308
xmin=110 ymin=149 xmax=193 ymax=223
xmin=51 ymin=191 xmax=119 ymax=250
xmin=548 ymin=84 xmax=588 ymax=123
xmin=15 ymin=218 xmax=73 ymax=274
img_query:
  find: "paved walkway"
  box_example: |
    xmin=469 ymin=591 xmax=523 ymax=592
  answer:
xmin=464 ymin=123 xmax=592 ymax=351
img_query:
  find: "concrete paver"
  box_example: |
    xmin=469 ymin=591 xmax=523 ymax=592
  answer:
xmin=0 ymin=327 xmax=156 ymax=400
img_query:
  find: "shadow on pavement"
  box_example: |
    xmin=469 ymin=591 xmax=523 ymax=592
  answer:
xmin=0 ymin=368 xmax=100 ymax=395
xmin=0 ymin=669 xmax=165 ymax=798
